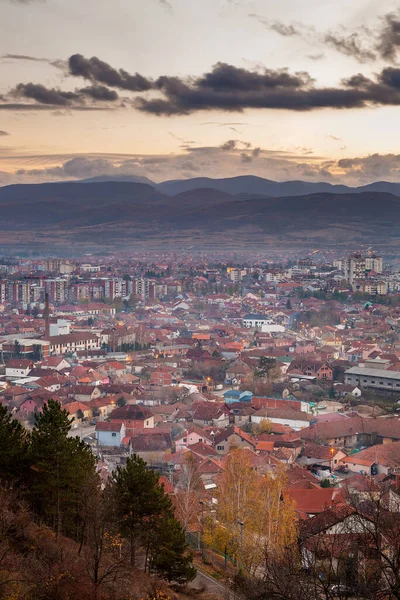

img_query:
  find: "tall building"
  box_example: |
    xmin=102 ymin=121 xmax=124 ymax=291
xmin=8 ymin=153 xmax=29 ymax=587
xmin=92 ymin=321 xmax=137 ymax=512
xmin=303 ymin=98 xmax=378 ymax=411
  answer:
xmin=344 ymin=255 xmax=366 ymax=284
xmin=365 ymin=255 xmax=383 ymax=274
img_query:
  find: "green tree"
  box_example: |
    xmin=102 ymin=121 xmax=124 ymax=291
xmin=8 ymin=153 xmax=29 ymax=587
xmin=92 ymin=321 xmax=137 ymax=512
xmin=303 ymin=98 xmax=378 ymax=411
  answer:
xmin=285 ymin=299 xmax=292 ymax=310
xmin=112 ymin=454 xmax=195 ymax=582
xmin=28 ymin=400 xmax=96 ymax=539
xmin=112 ymin=454 xmax=171 ymax=566
xmin=116 ymin=397 xmax=126 ymax=408
xmin=148 ymin=516 xmax=196 ymax=583
xmin=0 ymin=404 xmax=29 ymax=484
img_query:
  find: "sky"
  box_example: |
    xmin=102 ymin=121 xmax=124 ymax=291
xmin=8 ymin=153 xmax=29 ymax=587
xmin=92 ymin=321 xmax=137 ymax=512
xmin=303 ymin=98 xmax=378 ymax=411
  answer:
xmin=1 ymin=0 xmax=400 ymax=185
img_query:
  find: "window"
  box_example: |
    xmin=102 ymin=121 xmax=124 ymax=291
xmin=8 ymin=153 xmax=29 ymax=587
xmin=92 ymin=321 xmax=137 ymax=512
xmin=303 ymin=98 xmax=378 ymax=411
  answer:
xmin=183 ymin=438 xmax=187 ymax=443
xmin=199 ymin=438 xmax=203 ymax=442
xmin=112 ymin=433 xmax=116 ymax=437
xmin=217 ymin=445 xmax=224 ymax=451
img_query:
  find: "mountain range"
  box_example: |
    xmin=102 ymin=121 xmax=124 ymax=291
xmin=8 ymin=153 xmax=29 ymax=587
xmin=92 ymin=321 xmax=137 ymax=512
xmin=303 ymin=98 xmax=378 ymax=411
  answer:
xmin=1 ymin=177 xmax=399 ymax=252
xmin=78 ymin=174 xmax=400 ymax=198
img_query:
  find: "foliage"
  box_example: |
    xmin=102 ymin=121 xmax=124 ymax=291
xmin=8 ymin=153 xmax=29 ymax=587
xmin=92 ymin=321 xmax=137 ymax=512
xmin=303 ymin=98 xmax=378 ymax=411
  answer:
xmin=0 ymin=403 xmax=29 ymax=484
xmin=204 ymin=449 xmax=297 ymax=574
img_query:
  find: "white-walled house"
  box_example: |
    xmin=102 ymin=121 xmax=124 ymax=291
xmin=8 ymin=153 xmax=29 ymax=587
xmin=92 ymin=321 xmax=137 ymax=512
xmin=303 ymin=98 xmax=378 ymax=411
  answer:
xmin=251 ymin=407 xmax=312 ymax=431
xmin=95 ymin=422 xmax=126 ymax=447
xmin=5 ymin=359 xmax=34 ymax=379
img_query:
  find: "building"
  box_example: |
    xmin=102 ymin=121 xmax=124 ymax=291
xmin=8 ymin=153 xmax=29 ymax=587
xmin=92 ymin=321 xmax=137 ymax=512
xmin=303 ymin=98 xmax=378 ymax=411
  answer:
xmin=243 ymin=314 xmax=271 ymax=329
xmin=95 ymin=422 xmax=126 ymax=447
xmin=345 ymin=359 xmax=400 ymax=392
xmin=5 ymin=359 xmax=34 ymax=378
xmin=344 ymin=255 xmax=366 ymax=284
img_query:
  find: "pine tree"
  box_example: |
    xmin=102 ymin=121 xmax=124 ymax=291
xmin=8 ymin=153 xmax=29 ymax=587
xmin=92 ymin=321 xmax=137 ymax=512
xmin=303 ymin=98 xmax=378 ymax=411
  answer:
xmin=28 ymin=400 xmax=96 ymax=539
xmin=148 ymin=517 xmax=196 ymax=583
xmin=0 ymin=404 xmax=29 ymax=484
xmin=112 ymin=454 xmax=171 ymax=567
xmin=112 ymin=454 xmax=196 ymax=582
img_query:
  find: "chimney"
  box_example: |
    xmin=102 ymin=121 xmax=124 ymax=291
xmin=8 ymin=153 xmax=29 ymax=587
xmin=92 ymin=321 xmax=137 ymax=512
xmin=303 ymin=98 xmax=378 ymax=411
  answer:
xmin=44 ymin=292 xmax=50 ymax=340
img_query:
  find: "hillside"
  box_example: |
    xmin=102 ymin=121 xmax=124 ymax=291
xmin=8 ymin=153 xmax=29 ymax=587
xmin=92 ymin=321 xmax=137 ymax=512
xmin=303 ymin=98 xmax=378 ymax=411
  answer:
xmin=1 ymin=181 xmax=399 ymax=252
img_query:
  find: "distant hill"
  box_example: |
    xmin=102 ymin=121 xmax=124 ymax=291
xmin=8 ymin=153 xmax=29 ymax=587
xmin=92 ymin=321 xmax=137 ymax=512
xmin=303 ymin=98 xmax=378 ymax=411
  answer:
xmin=156 ymin=175 xmax=400 ymax=197
xmin=0 ymin=181 xmax=399 ymax=251
xmin=70 ymin=174 xmax=400 ymax=198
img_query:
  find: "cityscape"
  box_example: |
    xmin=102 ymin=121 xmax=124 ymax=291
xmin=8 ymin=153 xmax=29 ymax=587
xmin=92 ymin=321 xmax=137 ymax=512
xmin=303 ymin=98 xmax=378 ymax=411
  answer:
xmin=2 ymin=0 xmax=400 ymax=598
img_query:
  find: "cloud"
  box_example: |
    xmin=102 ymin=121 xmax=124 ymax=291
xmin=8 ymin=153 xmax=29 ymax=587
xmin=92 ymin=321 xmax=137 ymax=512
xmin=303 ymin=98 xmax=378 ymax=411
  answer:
xmin=8 ymin=82 xmax=119 ymax=110
xmin=14 ymin=83 xmax=80 ymax=106
xmin=157 ymin=0 xmax=173 ymax=13
xmin=337 ymin=153 xmax=400 ymax=181
xmin=249 ymin=11 xmax=400 ymax=64
xmin=324 ymin=32 xmax=376 ymax=63
xmin=134 ymin=62 xmax=400 ymax=115
xmin=68 ymin=54 xmax=154 ymax=91
xmin=376 ymin=13 xmax=400 ymax=61
xmin=0 ymin=131 xmax=9 ymax=136
xmin=1 ymin=53 xmax=48 ymax=62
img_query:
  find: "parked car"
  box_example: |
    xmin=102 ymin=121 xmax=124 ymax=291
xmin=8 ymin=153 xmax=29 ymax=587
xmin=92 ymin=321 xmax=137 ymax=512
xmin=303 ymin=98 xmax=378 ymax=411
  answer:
xmin=328 ymin=584 xmax=356 ymax=597
xmin=336 ymin=465 xmax=349 ymax=474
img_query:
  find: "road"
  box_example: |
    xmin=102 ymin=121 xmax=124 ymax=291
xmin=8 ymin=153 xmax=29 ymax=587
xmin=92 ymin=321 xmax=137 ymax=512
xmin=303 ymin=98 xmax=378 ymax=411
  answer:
xmin=190 ymin=567 xmax=242 ymax=600
xmin=67 ymin=424 xmax=96 ymax=441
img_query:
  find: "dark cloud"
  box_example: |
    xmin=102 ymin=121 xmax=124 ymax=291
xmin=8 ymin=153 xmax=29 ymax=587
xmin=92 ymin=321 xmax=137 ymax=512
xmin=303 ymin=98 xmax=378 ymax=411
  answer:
xmin=135 ymin=62 xmax=400 ymax=115
xmin=78 ymin=85 xmax=119 ymax=102
xmin=196 ymin=62 xmax=313 ymax=90
xmin=14 ymin=83 xmax=80 ymax=106
xmin=69 ymin=54 xmax=154 ymax=92
xmin=0 ymin=131 xmax=9 ymax=136
xmin=376 ymin=13 xmax=400 ymax=62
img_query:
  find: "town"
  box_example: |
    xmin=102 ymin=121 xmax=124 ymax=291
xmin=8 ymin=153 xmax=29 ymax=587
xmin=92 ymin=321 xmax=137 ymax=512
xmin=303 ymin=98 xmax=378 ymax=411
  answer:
xmin=1 ymin=249 xmax=400 ymax=598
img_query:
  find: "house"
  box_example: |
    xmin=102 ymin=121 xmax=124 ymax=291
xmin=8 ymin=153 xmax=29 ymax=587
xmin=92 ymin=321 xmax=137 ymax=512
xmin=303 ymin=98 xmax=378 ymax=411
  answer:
xmin=40 ymin=357 xmax=70 ymax=371
xmin=288 ymin=359 xmax=334 ymax=381
xmin=130 ymin=432 xmax=172 ymax=464
xmin=287 ymin=488 xmax=345 ymax=517
xmin=67 ymin=385 xmax=102 ymax=402
xmin=109 ymin=404 xmax=155 ymax=436
xmin=150 ymin=369 xmax=173 ymax=386
xmin=225 ymin=359 xmax=253 ymax=385
xmin=298 ymin=443 xmax=345 ymax=468
xmin=341 ymin=441 xmax=400 ymax=476
xmin=175 ymin=426 xmax=214 ymax=451
xmin=252 ymin=407 xmax=312 ymax=431
xmin=63 ymin=401 xmax=92 ymax=422
xmin=192 ymin=402 xmax=230 ymax=428
xmin=95 ymin=422 xmax=126 ymax=447
xmin=5 ymin=359 xmax=34 ymax=378
xmin=213 ymin=426 xmax=257 ymax=454
xmin=299 ymin=416 xmax=400 ymax=448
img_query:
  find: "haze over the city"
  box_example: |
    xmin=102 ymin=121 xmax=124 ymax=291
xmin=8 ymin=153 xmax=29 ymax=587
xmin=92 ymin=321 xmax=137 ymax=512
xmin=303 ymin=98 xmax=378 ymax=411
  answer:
xmin=1 ymin=0 xmax=400 ymax=186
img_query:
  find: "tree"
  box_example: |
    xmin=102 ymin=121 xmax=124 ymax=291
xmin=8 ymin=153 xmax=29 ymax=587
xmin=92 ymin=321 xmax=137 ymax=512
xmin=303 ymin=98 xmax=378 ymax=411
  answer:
xmin=286 ymin=299 xmax=292 ymax=310
xmin=28 ymin=400 xmax=96 ymax=539
xmin=174 ymin=453 xmax=203 ymax=532
xmin=112 ymin=454 xmax=172 ymax=567
xmin=76 ymin=408 xmax=84 ymax=421
xmin=14 ymin=339 xmax=21 ymax=357
xmin=255 ymin=356 xmax=281 ymax=382
xmin=0 ymin=404 xmax=29 ymax=485
xmin=148 ymin=516 xmax=196 ymax=583
xmin=205 ymin=450 xmax=297 ymax=574
xmin=112 ymin=455 xmax=195 ymax=582
xmin=253 ymin=419 xmax=273 ymax=436
xmin=116 ymin=397 xmax=126 ymax=408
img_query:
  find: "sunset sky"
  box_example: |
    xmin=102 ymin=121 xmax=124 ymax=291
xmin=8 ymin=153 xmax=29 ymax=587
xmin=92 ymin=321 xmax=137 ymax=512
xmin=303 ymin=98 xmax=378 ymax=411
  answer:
xmin=1 ymin=0 xmax=400 ymax=185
